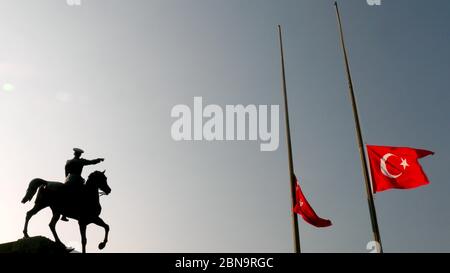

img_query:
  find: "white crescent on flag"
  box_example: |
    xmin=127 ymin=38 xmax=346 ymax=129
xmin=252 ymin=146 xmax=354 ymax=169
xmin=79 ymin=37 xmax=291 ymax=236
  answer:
xmin=380 ymin=153 xmax=403 ymax=179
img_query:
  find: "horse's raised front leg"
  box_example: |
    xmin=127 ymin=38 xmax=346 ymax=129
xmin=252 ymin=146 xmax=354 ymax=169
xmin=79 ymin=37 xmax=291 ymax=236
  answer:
xmin=49 ymin=211 xmax=62 ymax=244
xmin=79 ymin=222 xmax=87 ymax=253
xmin=23 ymin=204 xmax=45 ymax=238
xmin=93 ymin=217 xmax=109 ymax=250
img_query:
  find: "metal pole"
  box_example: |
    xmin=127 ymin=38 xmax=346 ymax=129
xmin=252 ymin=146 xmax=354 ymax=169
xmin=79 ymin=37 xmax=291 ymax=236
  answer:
xmin=333 ymin=2 xmax=383 ymax=253
xmin=278 ymin=25 xmax=301 ymax=254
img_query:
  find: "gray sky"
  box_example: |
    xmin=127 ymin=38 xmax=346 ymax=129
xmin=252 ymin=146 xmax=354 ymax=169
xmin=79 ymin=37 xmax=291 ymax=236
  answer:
xmin=0 ymin=0 xmax=449 ymax=253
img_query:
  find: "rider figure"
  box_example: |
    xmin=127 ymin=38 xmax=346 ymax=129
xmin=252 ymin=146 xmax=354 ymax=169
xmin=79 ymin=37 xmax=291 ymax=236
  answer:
xmin=61 ymin=148 xmax=104 ymax=221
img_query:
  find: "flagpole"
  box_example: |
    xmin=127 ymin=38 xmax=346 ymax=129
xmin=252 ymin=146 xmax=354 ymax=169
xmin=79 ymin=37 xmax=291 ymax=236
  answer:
xmin=333 ymin=2 xmax=383 ymax=253
xmin=277 ymin=25 xmax=301 ymax=254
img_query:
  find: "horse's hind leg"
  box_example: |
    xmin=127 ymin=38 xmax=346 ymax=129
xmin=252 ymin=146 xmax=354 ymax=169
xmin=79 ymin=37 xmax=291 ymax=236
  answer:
xmin=79 ymin=222 xmax=87 ymax=253
xmin=49 ymin=210 xmax=62 ymax=244
xmin=23 ymin=204 xmax=45 ymax=238
xmin=93 ymin=217 xmax=109 ymax=250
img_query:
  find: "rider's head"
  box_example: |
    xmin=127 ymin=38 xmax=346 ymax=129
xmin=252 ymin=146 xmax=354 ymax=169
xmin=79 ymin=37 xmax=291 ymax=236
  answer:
xmin=73 ymin=148 xmax=84 ymax=158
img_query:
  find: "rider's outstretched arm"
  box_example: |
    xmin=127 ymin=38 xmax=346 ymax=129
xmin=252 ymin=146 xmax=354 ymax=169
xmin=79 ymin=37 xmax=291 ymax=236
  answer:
xmin=82 ymin=158 xmax=105 ymax=166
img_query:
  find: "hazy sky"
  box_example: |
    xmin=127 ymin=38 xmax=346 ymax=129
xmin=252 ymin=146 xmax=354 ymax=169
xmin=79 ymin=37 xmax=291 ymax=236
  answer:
xmin=0 ymin=0 xmax=449 ymax=253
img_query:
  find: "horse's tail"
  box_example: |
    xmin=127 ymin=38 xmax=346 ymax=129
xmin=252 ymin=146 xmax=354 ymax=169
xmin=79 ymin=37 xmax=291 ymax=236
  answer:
xmin=21 ymin=179 xmax=47 ymax=203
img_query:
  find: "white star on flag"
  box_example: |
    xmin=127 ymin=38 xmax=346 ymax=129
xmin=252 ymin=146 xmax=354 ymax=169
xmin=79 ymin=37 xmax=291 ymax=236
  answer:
xmin=400 ymin=158 xmax=409 ymax=170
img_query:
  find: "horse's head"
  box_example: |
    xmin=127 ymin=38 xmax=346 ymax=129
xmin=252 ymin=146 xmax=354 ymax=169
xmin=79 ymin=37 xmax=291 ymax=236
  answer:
xmin=87 ymin=170 xmax=111 ymax=195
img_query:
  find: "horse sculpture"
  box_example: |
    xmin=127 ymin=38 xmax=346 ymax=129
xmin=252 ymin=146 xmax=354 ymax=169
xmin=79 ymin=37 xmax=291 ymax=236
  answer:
xmin=21 ymin=170 xmax=111 ymax=253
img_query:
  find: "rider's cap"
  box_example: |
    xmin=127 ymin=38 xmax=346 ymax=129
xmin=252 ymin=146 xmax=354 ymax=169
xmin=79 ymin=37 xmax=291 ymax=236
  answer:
xmin=73 ymin=148 xmax=84 ymax=154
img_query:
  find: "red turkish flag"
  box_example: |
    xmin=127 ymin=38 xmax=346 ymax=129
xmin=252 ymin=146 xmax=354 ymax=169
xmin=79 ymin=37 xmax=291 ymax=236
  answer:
xmin=366 ymin=145 xmax=434 ymax=193
xmin=293 ymin=176 xmax=332 ymax=228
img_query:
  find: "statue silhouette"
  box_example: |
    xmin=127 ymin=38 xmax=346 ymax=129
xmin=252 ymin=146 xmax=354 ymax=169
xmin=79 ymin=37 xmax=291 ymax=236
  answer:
xmin=61 ymin=148 xmax=104 ymax=221
xmin=21 ymin=169 xmax=111 ymax=253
